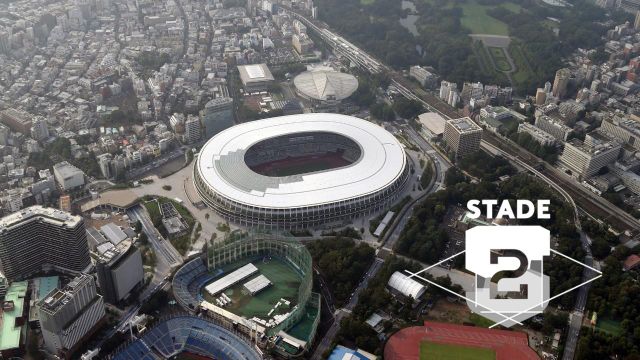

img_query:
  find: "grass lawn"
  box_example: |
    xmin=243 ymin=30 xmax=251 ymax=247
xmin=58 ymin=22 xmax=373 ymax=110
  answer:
xmin=469 ymin=313 xmax=495 ymax=328
xmin=208 ymin=259 xmax=302 ymax=318
xmin=420 ymin=341 xmax=496 ymax=360
xmin=488 ymin=47 xmax=512 ymax=72
xmin=459 ymin=0 xmax=521 ymax=35
xmin=596 ymin=318 xmax=623 ymax=336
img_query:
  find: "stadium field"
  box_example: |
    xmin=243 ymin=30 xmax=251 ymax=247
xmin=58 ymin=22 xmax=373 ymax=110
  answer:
xmin=419 ymin=341 xmax=496 ymax=360
xmin=207 ymin=259 xmax=302 ymax=318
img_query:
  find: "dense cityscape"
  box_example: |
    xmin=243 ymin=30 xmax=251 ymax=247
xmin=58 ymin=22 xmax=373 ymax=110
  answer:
xmin=0 ymin=0 xmax=638 ymax=359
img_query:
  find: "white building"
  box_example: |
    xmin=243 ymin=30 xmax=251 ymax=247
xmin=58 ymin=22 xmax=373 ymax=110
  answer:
xmin=387 ymin=271 xmax=426 ymax=300
xmin=517 ymin=123 xmax=557 ymax=147
xmin=535 ymin=115 xmax=573 ymax=141
xmin=559 ymin=133 xmax=621 ymax=179
xmin=443 ymin=117 xmax=483 ymax=158
xmin=53 ymin=161 xmax=85 ymax=191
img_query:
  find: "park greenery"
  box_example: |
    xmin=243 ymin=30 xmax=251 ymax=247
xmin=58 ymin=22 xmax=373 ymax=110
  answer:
xmin=306 ymin=237 xmax=375 ymax=307
xmin=28 ymin=137 xmax=101 ymax=178
xmin=579 ymin=245 xmax=640 ymax=359
xmin=316 ymin=0 xmax=633 ymax=94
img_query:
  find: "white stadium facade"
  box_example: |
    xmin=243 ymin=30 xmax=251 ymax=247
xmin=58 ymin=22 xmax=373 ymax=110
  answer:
xmin=194 ymin=113 xmax=409 ymax=229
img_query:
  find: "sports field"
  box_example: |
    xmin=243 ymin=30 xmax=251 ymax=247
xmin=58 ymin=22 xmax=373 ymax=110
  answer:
xmin=206 ymin=259 xmax=302 ymax=318
xmin=419 ymin=341 xmax=496 ymax=360
xmin=250 ymin=152 xmax=351 ymax=177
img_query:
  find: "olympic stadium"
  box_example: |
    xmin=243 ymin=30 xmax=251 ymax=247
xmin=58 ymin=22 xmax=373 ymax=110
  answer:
xmin=193 ymin=113 xmax=410 ymax=229
xmin=171 ymin=232 xmax=320 ymax=357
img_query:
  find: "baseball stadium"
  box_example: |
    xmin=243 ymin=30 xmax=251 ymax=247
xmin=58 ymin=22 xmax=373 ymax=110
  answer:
xmin=193 ymin=113 xmax=410 ymax=229
xmin=384 ymin=321 xmax=539 ymax=360
xmin=110 ymin=315 xmax=262 ymax=360
xmin=172 ymin=232 xmax=320 ymax=357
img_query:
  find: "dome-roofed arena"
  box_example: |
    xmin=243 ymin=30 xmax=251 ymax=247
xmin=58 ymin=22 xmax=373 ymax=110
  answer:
xmin=293 ymin=70 xmax=358 ymax=102
xmin=193 ymin=113 xmax=409 ymax=229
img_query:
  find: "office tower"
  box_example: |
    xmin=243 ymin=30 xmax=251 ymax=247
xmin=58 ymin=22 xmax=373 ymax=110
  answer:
xmin=94 ymin=240 xmax=144 ymax=304
xmin=38 ymin=275 xmax=105 ymax=358
xmin=53 ymin=162 xmax=85 ymax=191
xmin=552 ymin=68 xmax=571 ymax=99
xmin=201 ymin=97 xmax=234 ymax=140
xmin=559 ymin=133 xmax=621 ymax=179
xmin=185 ymin=115 xmax=201 ymax=144
xmin=0 ymin=108 xmax=32 ymax=134
xmin=443 ymin=117 xmax=483 ymax=158
xmin=535 ymin=88 xmax=547 ymax=106
xmin=30 ymin=116 xmax=49 ymax=141
xmin=534 ymin=115 xmax=573 ymax=141
xmin=0 ymin=206 xmax=90 ymax=281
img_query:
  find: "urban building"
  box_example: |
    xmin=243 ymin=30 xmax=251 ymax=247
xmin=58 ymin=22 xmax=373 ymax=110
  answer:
xmin=599 ymin=115 xmax=640 ymax=151
xmin=535 ymin=88 xmax=547 ymax=106
xmin=292 ymin=33 xmax=314 ymax=55
xmin=237 ymin=63 xmax=275 ymax=92
xmin=53 ymin=162 xmax=85 ymax=191
xmin=559 ymin=133 xmax=621 ymax=179
xmin=94 ymin=240 xmax=144 ymax=304
xmin=0 ymin=206 xmax=91 ymax=281
xmin=0 ymin=281 xmax=28 ymax=358
xmin=534 ymin=115 xmax=573 ymax=141
xmin=517 ymin=123 xmax=557 ymax=146
xmin=293 ymin=70 xmax=358 ymax=109
xmin=552 ymin=68 xmax=571 ymax=99
xmin=417 ymin=112 xmax=446 ymax=139
xmin=0 ymin=108 xmax=32 ymax=134
xmin=184 ymin=115 xmax=202 ymax=144
xmin=443 ymin=117 xmax=483 ymax=158
xmin=201 ymin=97 xmax=234 ymax=139
xmin=439 ymin=81 xmax=460 ymax=107
xmin=409 ymin=65 xmax=437 ymax=89
xmin=38 ymin=274 xmax=106 ymax=359
xmin=30 ymin=117 xmax=50 ymax=141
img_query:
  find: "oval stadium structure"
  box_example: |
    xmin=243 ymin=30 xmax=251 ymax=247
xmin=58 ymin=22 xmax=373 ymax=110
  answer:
xmin=194 ymin=113 xmax=409 ymax=229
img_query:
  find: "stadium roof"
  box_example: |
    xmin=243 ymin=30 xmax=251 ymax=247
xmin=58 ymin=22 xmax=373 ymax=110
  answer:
xmin=387 ymin=271 xmax=426 ymax=299
xmin=238 ymin=63 xmax=274 ymax=84
xmin=196 ymin=114 xmax=407 ymax=209
xmin=293 ymin=70 xmax=358 ymax=101
xmin=205 ymin=263 xmax=258 ymax=296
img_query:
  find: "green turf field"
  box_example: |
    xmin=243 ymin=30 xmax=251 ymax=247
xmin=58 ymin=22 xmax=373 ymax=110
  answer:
xmin=420 ymin=341 xmax=496 ymax=360
xmin=286 ymin=301 xmax=319 ymax=341
xmin=596 ymin=318 xmax=623 ymax=336
xmin=488 ymin=47 xmax=513 ymax=72
xmin=206 ymin=259 xmax=302 ymax=318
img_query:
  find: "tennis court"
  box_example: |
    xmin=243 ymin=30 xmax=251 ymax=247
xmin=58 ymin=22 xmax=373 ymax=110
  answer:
xmin=420 ymin=341 xmax=496 ymax=360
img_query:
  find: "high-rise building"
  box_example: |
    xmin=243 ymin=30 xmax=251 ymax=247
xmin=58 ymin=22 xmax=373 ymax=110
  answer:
xmin=534 ymin=115 xmax=573 ymax=141
xmin=94 ymin=240 xmax=144 ymax=304
xmin=535 ymin=88 xmax=547 ymax=106
xmin=443 ymin=117 xmax=483 ymax=158
xmin=201 ymin=97 xmax=234 ymax=140
xmin=552 ymin=68 xmax=571 ymax=99
xmin=461 ymin=82 xmax=484 ymax=103
xmin=559 ymin=133 xmax=621 ymax=179
xmin=439 ymin=81 xmax=459 ymax=107
xmin=185 ymin=115 xmax=201 ymax=144
xmin=38 ymin=275 xmax=105 ymax=358
xmin=0 ymin=206 xmax=91 ymax=281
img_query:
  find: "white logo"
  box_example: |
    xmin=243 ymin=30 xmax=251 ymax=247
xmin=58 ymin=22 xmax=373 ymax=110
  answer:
xmin=465 ymin=226 xmax=550 ymax=327
xmin=405 ymin=225 xmax=603 ymax=328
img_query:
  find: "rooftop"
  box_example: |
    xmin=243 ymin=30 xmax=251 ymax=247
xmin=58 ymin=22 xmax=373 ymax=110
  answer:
xmin=293 ymin=70 xmax=359 ymax=101
xmin=0 ymin=205 xmax=82 ymax=230
xmin=447 ymin=117 xmax=482 ymax=134
xmin=238 ymin=63 xmax=274 ymax=84
xmin=0 ymin=281 xmax=28 ymax=351
xmin=196 ymin=114 xmax=407 ymax=208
